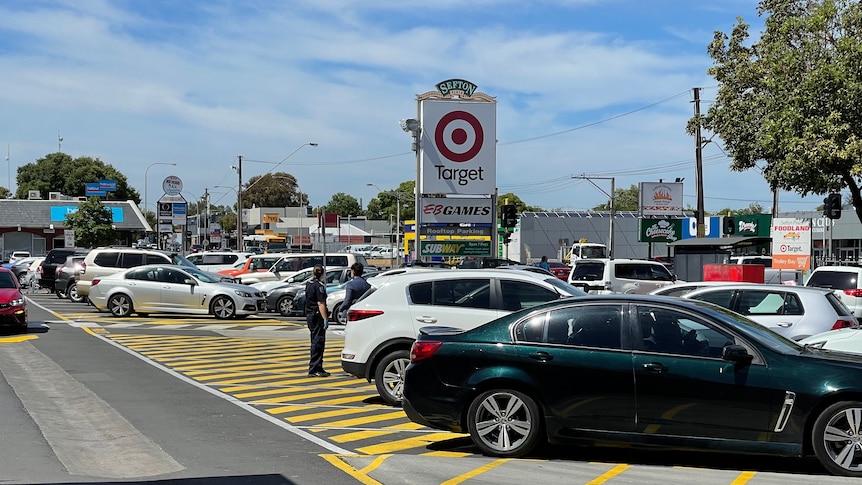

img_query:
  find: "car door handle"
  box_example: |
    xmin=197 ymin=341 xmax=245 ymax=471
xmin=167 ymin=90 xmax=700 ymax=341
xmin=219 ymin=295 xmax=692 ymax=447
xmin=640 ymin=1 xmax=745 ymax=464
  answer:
xmin=642 ymin=362 xmax=668 ymax=374
xmin=777 ymin=322 xmax=793 ymax=327
xmin=529 ymin=351 xmax=553 ymax=362
xmin=415 ymin=316 xmax=437 ymax=324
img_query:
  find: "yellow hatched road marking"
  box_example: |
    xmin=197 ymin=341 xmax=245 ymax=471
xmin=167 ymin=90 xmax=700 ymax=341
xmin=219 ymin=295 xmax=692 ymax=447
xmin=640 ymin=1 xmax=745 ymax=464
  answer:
xmin=356 ymin=432 xmax=461 ymax=455
xmin=251 ymin=387 xmax=369 ymax=404
xmin=286 ymin=407 xmax=376 ymax=423
xmin=224 ymin=377 xmax=353 ymax=395
xmin=0 ymin=335 xmax=38 ymax=343
xmin=441 ymin=458 xmax=509 ymax=485
xmin=312 ymin=393 xmax=377 ymax=406
xmin=330 ymin=422 xmax=426 ymax=443
xmin=318 ymin=411 xmax=406 ymax=428
xmin=585 ymin=464 xmax=630 ymax=485
xmin=422 ymin=451 xmax=472 ymax=457
xmin=731 ymin=471 xmax=757 ymax=484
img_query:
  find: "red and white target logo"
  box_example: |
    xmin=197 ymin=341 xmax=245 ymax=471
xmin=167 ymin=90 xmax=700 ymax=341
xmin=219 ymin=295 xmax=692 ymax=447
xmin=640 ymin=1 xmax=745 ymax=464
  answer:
xmin=421 ymin=99 xmax=496 ymax=195
xmin=435 ymin=110 xmax=484 ymax=163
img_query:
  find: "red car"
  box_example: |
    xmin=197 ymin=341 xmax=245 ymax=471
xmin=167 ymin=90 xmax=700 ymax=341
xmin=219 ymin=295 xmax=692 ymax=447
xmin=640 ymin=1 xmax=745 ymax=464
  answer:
xmin=546 ymin=261 xmax=572 ymax=281
xmin=0 ymin=268 xmax=27 ymax=332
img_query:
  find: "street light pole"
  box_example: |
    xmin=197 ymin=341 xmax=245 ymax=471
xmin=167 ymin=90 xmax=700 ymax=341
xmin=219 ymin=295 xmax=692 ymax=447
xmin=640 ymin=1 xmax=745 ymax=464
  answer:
xmin=144 ymin=162 xmax=177 ymax=234
xmin=367 ymin=183 xmax=405 ymax=267
xmin=572 ymin=174 xmax=616 ymax=259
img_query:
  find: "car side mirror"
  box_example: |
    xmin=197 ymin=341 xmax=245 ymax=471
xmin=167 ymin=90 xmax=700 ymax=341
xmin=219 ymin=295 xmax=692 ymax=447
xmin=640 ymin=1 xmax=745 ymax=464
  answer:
xmin=722 ymin=344 xmax=753 ymax=365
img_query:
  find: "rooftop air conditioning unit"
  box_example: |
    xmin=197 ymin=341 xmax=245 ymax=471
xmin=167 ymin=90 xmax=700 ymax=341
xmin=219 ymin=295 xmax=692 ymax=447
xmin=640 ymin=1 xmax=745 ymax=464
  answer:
xmin=49 ymin=192 xmax=62 ymax=200
xmin=28 ymin=190 xmax=41 ymax=200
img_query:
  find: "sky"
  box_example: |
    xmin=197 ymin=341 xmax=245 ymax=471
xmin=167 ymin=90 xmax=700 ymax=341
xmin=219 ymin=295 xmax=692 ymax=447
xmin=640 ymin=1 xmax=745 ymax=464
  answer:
xmin=0 ymin=0 xmax=818 ymax=216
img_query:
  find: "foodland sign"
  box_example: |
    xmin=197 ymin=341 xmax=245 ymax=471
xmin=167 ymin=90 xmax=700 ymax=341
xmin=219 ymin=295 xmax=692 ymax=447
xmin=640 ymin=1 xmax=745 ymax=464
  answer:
xmin=771 ymin=218 xmax=811 ymax=271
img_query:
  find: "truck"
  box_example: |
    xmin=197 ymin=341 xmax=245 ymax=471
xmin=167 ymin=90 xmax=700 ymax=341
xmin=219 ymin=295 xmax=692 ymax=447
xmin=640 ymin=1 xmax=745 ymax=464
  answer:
xmin=565 ymin=241 xmax=607 ymax=265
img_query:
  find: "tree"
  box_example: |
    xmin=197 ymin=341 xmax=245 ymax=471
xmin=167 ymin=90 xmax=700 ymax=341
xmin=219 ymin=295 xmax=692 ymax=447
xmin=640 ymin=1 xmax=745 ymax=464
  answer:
xmin=497 ymin=192 xmax=543 ymax=214
xmin=64 ymin=197 xmax=118 ymax=248
xmin=17 ymin=153 xmax=140 ymax=201
xmin=590 ymin=184 xmax=639 ymax=211
xmin=322 ymin=192 xmax=362 ymax=218
xmin=696 ymin=0 xmax=862 ymax=224
xmin=366 ymin=181 xmax=416 ymax=223
xmin=242 ymin=172 xmax=305 ymax=209
xmin=714 ymin=202 xmax=765 ymax=216
xmin=0 ymin=187 xmax=10 ymax=199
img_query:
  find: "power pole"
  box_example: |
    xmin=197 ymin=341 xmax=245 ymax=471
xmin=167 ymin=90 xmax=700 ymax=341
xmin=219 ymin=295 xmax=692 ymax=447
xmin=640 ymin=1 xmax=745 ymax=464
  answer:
xmin=237 ymin=155 xmax=243 ymax=252
xmin=693 ymin=87 xmax=705 ymax=238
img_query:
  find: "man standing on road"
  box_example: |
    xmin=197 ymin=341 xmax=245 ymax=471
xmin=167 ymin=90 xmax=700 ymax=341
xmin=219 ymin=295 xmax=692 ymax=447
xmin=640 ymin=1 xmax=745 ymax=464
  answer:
xmin=340 ymin=263 xmax=371 ymax=322
xmin=538 ymin=255 xmax=551 ymax=272
xmin=305 ymin=264 xmax=330 ymax=377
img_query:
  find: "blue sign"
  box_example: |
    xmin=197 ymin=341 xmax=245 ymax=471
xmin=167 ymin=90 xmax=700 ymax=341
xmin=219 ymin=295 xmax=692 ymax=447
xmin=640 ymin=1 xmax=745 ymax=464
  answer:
xmin=85 ymin=183 xmax=106 ymax=197
xmin=681 ymin=216 xmax=721 ymax=238
xmin=173 ymin=203 xmax=187 ymax=216
xmin=99 ymin=179 xmax=117 ymax=192
xmin=50 ymin=206 xmax=124 ymax=222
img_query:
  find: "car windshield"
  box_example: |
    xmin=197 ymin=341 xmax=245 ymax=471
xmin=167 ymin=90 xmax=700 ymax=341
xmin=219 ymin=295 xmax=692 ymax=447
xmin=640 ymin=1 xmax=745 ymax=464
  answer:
xmin=182 ymin=266 xmax=228 ymax=284
xmin=171 ymin=254 xmax=196 ymax=267
xmin=688 ymin=299 xmax=804 ymax=353
xmin=0 ymin=272 xmax=17 ymax=288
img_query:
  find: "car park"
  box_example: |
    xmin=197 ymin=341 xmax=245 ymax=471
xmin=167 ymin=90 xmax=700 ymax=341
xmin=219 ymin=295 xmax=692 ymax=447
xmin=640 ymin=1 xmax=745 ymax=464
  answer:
xmin=681 ymin=284 xmax=857 ymax=340
xmin=54 ymin=255 xmax=87 ymax=302
xmin=341 ymin=269 xmax=587 ymax=406
xmin=38 ymin=247 xmax=91 ymax=292
xmin=805 ymin=265 xmax=862 ymax=318
xmin=76 ymin=247 xmax=195 ymax=298
xmin=567 ymin=258 xmax=676 ymax=294
xmin=0 ymin=267 xmax=27 ymax=332
xmin=401 ymin=294 xmax=862 ymax=477
xmin=237 ymin=252 xmax=368 ymax=285
xmin=88 ymin=264 xmax=266 ymax=319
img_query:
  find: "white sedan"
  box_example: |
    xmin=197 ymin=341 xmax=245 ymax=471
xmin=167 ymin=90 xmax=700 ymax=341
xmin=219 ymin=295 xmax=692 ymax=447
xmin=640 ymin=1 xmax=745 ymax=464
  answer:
xmin=88 ymin=264 xmax=266 ymax=319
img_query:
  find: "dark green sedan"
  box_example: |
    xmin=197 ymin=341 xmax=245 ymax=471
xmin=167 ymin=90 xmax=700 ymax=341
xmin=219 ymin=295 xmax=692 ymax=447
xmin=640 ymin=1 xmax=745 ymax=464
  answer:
xmin=402 ymin=294 xmax=862 ymax=477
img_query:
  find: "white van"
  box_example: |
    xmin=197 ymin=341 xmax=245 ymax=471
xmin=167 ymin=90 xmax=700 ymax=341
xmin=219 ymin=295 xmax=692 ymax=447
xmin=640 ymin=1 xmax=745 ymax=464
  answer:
xmin=185 ymin=251 xmax=253 ymax=272
xmin=236 ymin=252 xmax=369 ymax=284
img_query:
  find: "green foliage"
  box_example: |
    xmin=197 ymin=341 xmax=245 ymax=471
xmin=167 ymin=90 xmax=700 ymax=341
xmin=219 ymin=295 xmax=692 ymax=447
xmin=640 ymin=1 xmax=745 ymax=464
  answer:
xmin=17 ymin=153 xmax=140 ymax=201
xmin=322 ymin=192 xmax=363 ymax=218
xmin=590 ymin=185 xmax=640 ymax=211
xmin=242 ymin=172 xmax=305 ymax=209
xmin=64 ymin=197 xmax=118 ymax=248
xmin=698 ymin=0 xmax=862 ymax=224
xmin=366 ymin=181 xmax=415 ymax=223
xmin=714 ymin=202 xmax=765 ymax=216
xmin=498 ymin=192 xmax=543 ymax=214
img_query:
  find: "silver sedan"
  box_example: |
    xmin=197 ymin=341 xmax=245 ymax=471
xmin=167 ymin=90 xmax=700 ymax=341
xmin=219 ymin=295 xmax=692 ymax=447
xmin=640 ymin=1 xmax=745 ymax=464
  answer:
xmin=88 ymin=264 xmax=266 ymax=319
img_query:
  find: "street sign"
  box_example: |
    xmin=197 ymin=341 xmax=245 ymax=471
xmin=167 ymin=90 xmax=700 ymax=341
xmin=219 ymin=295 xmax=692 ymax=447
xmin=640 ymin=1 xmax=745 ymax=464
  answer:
xmin=771 ymin=218 xmax=811 ymax=271
xmin=420 ymin=240 xmax=492 ymax=257
xmin=162 ymin=176 xmax=183 ymax=196
xmin=423 ymin=224 xmax=493 ymax=237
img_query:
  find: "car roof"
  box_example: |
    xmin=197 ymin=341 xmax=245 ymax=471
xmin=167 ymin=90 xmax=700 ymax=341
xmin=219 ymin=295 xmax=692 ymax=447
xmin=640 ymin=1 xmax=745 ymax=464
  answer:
xmin=375 ymin=268 xmax=554 ymax=281
xmin=811 ymin=265 xmax=862 ymax=273
xmin=575 ymin=258 xmax=664 ymax=264
xmin=684 ymin=284 xmax=834 ymax=295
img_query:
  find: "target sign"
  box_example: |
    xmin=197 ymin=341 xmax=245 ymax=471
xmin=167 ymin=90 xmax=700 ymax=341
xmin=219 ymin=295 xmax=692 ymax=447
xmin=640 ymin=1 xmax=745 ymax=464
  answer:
xmin=421 ymin=99 xmax=496 ymax=195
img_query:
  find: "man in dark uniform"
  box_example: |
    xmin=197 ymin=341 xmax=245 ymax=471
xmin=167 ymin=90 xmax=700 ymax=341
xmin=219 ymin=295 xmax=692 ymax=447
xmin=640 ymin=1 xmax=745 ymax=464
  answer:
xmin=305 ymin=264 xmax=330 ymax=377
xmin=340 ymin=263 xmax=371 ymax=321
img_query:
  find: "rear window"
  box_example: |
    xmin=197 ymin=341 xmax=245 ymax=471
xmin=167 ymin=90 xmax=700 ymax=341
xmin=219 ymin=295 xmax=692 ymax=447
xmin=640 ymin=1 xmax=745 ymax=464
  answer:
xmin=47 ymin=250 xmax=75 ymax=264
xmin=407 ymin=279 xmax=492 ymax=309
xmin=827 ymin=292 xmax=854 ymax=316
xmin=94 ymin=252 xmax=121 ymax=267
xmin=614 ymin=263 xmax=673 ymax=281
xmin=807 ymin=270 xmax=859 ymax=291
xmin=571 ymin=262 xmax=605 ymax=281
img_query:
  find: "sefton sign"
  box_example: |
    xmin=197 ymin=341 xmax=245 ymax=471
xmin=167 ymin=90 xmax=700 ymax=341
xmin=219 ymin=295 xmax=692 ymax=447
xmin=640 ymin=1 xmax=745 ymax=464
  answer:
xmin=420 ymin=99 xmax=496 ymax=195
xmin=420 ymin=197 xmax=493 ymax=224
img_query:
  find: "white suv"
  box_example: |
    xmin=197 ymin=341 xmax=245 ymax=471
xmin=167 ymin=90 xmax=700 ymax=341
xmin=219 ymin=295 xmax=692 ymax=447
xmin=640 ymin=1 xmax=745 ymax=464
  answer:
xmin=568 ymin=258 xmax=676 ymax=294
xmin=805 ymin=266 xmax=862 ymax=318
xmin=340 ymin=269 xmax=586 ymax=405
xmin=77 ymin=248 xmax=194 ymax=298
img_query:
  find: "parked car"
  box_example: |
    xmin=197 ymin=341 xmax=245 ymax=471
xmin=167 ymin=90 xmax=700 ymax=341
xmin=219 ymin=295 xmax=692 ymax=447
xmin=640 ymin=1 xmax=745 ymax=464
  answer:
xmin=88 ymin=264 xmax=266 ymax=319
xmin=16 ymin=257 xmax=44 ymax=288
xmin=805 ymin=265 xmax=862 ymax=318
xmin=8 ymin=251 xmax=31 ymax=264
xmin=341 ymin=269 xmax=587 ymax=406
xmin=567 ymin=258 xmax=676 ymax=294
xmin=288 ymin=268 xmax=382 ymax=320
xmin=681 ymin=284 xmax=857 ymax=340
xmin=456 ymin=256 xmax=519 ymax=269
xmin=729 ymin=255 xmax=773 ymax=267
xmin=401 ymin=294 xmax=862 ymax=477
xmin=77 ymin=247 xmax=196 ymax=299
xmin=263 ymin=266 xmax=349 ymax=315
xmin=38 ymin=247 xmax=90 ymax=292
xmin=218 ymin=253 xmax=286 ymax=277
xmin=544 ymin=260 xmax=571 ymax=281
xmin=185 ymin=251 xmax=253 ymax=273
xmin=54 ymin=255 xmax=87 ymax=302
xmin=4 ymin=256 xmax=39 ymax=284
xmin=0 ymin=267 xmax=27 ymax=332
xmin=799 ymin=328 xmax=862 ymax=354
xmin=237 ymin=252 xmax=368 ymax=285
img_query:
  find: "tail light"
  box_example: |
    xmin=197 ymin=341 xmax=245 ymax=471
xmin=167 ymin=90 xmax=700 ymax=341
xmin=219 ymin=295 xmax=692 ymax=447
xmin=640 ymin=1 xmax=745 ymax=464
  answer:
xmin=844 ymin=289 xmax=862 ymax=297
xmin=91 ymin=278 xmax=101 ymax=287
xmin=833 ymin=319 xmax=858 ymax=330
xmin=347 ymin=309 xmax=384 ymax=322
xmin=410 ymin=341 xmax=443 ymax=362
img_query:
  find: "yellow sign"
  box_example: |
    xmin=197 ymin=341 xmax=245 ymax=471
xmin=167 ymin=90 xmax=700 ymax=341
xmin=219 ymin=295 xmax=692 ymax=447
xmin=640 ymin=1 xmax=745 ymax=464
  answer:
xmin=263 ymin=214 xmax=280 ymax=223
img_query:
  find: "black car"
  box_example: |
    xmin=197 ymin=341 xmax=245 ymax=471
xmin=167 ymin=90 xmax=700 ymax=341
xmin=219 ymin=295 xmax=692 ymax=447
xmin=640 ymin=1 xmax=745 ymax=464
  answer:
xmin=403 ymin=294 xmax=862 ymax=477
xmin=38 ymin=247 xmax=90 ymax=291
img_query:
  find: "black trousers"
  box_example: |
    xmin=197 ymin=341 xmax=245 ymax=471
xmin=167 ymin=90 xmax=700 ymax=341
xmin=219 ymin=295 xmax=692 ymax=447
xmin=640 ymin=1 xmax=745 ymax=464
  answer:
xmin=307 ymin=312 xmax=326 ymax=373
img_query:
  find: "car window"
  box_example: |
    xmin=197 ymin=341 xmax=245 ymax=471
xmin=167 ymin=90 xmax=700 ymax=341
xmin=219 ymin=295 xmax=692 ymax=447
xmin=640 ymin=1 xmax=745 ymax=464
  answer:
xmin=571 ymin=262 xmax=604 ymax=281
xmin=515 ymin=313 xmax=547 ymax=343
xmin=146 ymin=253 xmax=170 ymax=265
xmin=542 ymin=304 xmax=623 ymax=349
xmin=127 ymin=268 xmax=158 ymax=281
xmin=827 ymin=292 xmax=854 ymax=316
xmin=615 ymin=263 xmax=673 ymax=281
xmin=186 ymin=254 xmax=203 ymax=264
xmin=688 ymin=289 xmax=735 ymax=308
xmin=499 ymin=279 xmax=560 ymax=311
xmin=637 ymin=306 xmax=732 ymax=357
xmin=408 ymin=282 xmax=433 ymax=304
xmin=120 ymin=252 xmax=144 ymax=268
xmin=94 ymin=252 xmax=120 ymax=267
xmin=0 ymin=272 xmax=17 ymax=288
xmin=737 ymin=290 xmax=800 ymax=316
xmin=158 ymin=268 xmax=189 ymax=284
xmin=326 ymin=256 xmax=349 ymax=266
xmin=430 ymin=279 xmax=491 ymax=309
xmin=807 ymin=271 xmax=859 ymax=290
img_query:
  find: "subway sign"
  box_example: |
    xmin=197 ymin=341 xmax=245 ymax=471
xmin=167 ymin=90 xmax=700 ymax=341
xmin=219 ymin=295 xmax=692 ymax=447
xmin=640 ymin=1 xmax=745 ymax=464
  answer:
xmin=420 ymin=240 xmax=491 ymax=257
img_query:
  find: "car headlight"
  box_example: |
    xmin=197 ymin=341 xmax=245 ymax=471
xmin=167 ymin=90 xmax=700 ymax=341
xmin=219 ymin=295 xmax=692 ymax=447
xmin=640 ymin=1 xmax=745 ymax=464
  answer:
xmin=234 ymin=290 xmax=253 ymax=298
xmin=10 ymin=297 xmax=25 ymax=306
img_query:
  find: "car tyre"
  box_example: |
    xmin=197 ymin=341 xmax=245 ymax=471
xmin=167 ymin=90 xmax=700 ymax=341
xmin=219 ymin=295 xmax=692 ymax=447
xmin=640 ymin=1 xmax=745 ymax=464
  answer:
xmin=374 ymin=349 xmax=410 ymax=406
xmin=68 ymin=282 xmax=85 ymax=303
xmin=108 ymin=294 xmax=133 ymax=317
xmin=467 ymin=389 xmax=543 ymax=458
xmin=332 ymin=303 xmax=344 ymax=324
xmin=277 ymin=295 xmax=294 ymax=316
xmin=813 ymin=401 xmax=862 ymax=477
xmin=55 ymin=286 xmax=68 ymax=299
xmin=211 ymin=296 xmax=236 ymax=319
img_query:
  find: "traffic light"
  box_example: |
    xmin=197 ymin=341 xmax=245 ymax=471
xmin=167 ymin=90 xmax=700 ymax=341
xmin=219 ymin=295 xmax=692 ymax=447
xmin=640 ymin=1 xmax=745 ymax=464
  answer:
xmin=501 ymin=204 xmax=517 ymax=228
xmin=824 ymin=193 xmax=842 ymax=219
xmin=723 ymin=216 xmax=735 ymax=235
xmin=503 ymin=232 xmax=512 ymax=244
